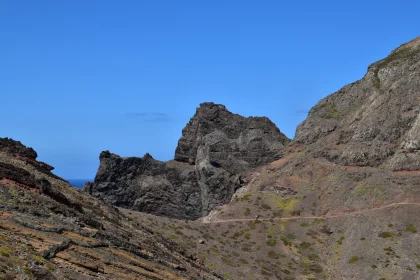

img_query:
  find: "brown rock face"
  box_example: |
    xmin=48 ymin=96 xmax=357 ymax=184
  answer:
xmin=293 ymin=36 xmax=420 ymax=170
xmin=84 ymin=103 xmax=289 ymax=219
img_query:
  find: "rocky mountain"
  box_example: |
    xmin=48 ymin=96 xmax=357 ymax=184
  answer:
xmin=84 ymin=102 xmax=289 ymax=219
xmin=2 ymin=36 xmax=419 ymax=280
xmin=294 ymin=36 xmax=420 ymax=170
xmin=0 ymin=138 xmax=221 ymax=279
xmin=122 ymin=37 xmax=420 ymax=279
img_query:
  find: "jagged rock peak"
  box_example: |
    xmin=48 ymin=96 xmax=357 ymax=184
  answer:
xmin=175 ymin=102 xmax=290 ymax=165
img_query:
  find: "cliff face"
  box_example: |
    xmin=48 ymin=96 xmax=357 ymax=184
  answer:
xmin=84 ymin=151 xmax=202 ymax=219
xmin=84 ymin=103 xmax=290 ymax=219
xmin=294 ymin=37 xmax=420 ymax=170
xmin=175 ymin=102 xmax=288 ymax=168
xmin=0 ymin=138 xmax=219 ymax=279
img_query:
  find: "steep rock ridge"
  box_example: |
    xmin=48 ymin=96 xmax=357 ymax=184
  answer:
xmin=0 ymin=137 xmax=58 ymax=178
xmin=294 ymin=36 xmax=420 ymax=170
xmin=0 ymin=137 xmax=220 ymax=279
xmin=84 ymin=103 xmax=289 ymax=219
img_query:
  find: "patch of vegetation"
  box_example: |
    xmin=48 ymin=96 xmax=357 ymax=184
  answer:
xmin=168 ymin=234 xmax=178 ymax=240
xmin=222 ymin=272 xmax=233 ymax=279
xmin=45 ymin=263 xmax=54 ymax=271
xmin=302 ymin=263 xmax=323 ymax=273
xmin=267 ymin=227 xmax=277 ymax=235
xmin=378 ymin=232 xmax=394 ymax=239
xmin=336 ymin=237 xmax=345 ymax=245
xmin=307 ymin=253 xmax=320 ymax=262
xmin=221 ymin=257 xmax=236 ymax=267
xmin=280 ymin=235 xmax=292 ymax=246
xmin=322 ymin=103 xmax=339 ymax=119
xmin=239 ymin=194 xmax=251 ymax=201
xmin=266 ymin=239 xmax=277 ymax=246
xmin=0 ymin=247 xmax=10 ymax=258
xmin=360 ymin=237 xmax=366 ymax=241
xmin=352 ymin=183 xmax=387 ymax=200
xmin=406 ymin=224 xmax=417 ymax=233
xmin=348 ymin=256 xmax=359 ymax=264
xmin=375 ymin=78 xmax=381 ymax=89
xmin=209 ymin=247 xmax=219 ymax=253
xmin=313 ymin=218 xmax=324 ymax=225
xmin=300 ymin=222 xmax=310 ymax=227
xmin=244 ymin=208 xmax=250 ymax=216
xmin=407 ymin=267 xmax=413 ymax=271
xmin=268 ymin=195 xmax=299 ymax=212
xmin=299 ymin=242 xmax=312 ymax=250
xmin=239 ymin=258 xmax=248 ymax=264
xmin=32 ymin=255 xmax=45 ymax=264
xmin=206 ymin=262 xmax=216 ymax=270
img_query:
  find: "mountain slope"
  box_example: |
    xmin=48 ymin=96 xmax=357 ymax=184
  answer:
xmin=0 ymin=138 xmax=220 ymax=279
xmin=136 ymin=37 xmax=420 ymax=279
xmin=294 ymin=36 xmax=420 ymax=170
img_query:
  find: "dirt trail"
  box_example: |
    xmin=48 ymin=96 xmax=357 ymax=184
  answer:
xmin=201 ymin=202 xmax=420 ymax=224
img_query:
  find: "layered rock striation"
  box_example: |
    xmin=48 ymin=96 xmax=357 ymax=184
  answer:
xmin=84 ymin=103 xmax=289 ymax=219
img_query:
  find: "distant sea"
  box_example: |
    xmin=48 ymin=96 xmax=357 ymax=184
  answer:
xmin=67 ymin=179 xmax=92 ymax=188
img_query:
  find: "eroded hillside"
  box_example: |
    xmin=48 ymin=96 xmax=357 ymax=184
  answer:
xmin=0 ymin=138 xmax=220 ymax=279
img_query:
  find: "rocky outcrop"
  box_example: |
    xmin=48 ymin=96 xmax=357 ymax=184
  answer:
xmin=293 ymin=36 xmax=420 ymax=170
xmin=84 ymin=103 xmax=289 ymax=219
xmin=84 ymin=151 xmax=202 ymax=219
xmin=0 ymin=137 xmax=58 ymax=178
xmin=175 ymin=102 xmax=288 ymax=167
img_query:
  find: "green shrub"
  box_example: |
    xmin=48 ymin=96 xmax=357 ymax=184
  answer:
xmin=299 ymin=242 xmax=311 ymax=250
xmin=348 ymin=256 xmax=359 ymax=264
xmin=406 ymin=224 xmax=417 ymax=233
xmin=266 ymin=239 xmax=277 ymax=246
xmin=378 ymin=232 xmax=393 ymax=238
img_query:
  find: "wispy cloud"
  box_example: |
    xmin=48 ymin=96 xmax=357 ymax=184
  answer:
xmin=295 ymin=109 xmax=309 ymax=115
xmin=126 ymin=112 xmax=171 ymax=122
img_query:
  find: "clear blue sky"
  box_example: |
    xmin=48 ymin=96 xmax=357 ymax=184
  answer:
xmin=0 ymin=1 xmax=418 ymax=179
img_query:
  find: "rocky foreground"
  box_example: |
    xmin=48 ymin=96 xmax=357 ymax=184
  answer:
xmin=0 ymin=138 xmax=221 ymax=279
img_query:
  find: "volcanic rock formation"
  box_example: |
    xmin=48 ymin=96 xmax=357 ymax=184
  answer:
xmin=84 ymin=102 xmax=290 ymax=219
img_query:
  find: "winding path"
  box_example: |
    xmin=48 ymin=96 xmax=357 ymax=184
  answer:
xmin=201 ymin=202 xmax=420 ymax=224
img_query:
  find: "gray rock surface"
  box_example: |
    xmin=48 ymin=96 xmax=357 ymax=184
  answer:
xmin=293 ymin=36 xmax=420 ymax=170
xmin=84 ymin=103 xmax=289 ymax=219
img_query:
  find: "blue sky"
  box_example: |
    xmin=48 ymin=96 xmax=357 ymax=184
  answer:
xmin=0 ymin=1 xmax=419 ymax=179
